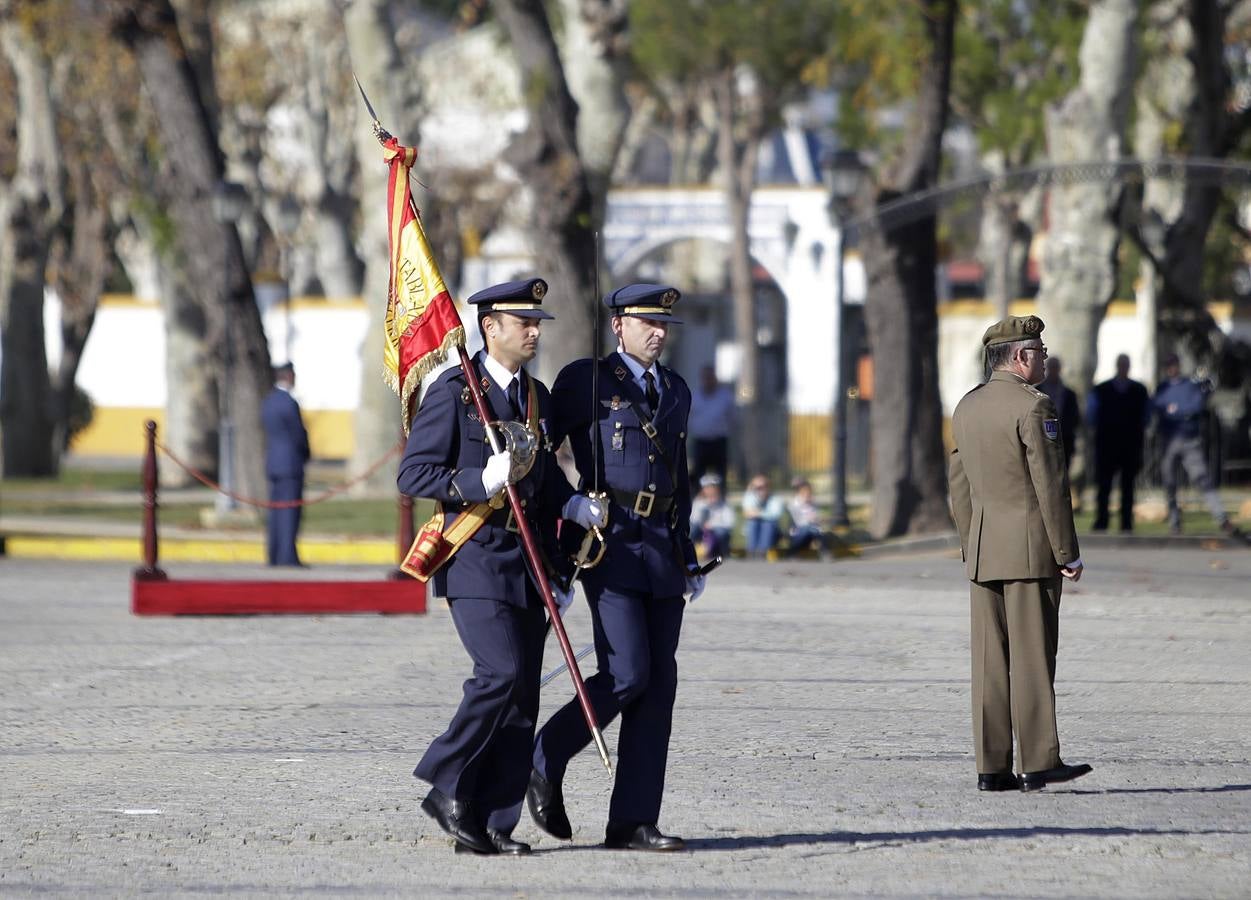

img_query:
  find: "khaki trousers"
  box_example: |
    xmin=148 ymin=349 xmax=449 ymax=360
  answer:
xmin=970 ymin=576 xmax=1063 ymax=774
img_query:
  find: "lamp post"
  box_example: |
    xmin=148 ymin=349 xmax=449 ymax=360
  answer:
xmin=821 ymin=149 xmax=866 ymax=529
xmin=210 ymin=180 xmax=248 ymax=516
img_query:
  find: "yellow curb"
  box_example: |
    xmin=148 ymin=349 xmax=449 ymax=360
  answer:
xmin=4 ymin=535 xmax=396 ymax=565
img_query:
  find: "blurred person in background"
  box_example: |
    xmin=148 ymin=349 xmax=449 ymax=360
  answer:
xmin=687 ymin=364 xmax=735 ymax=490
xmin=742 ymin=473 xmax=785 ymax=559
xmin=1087 ymin=353 xmax=1149 ymax=532
xmin=261 ymin=362 xmax=310 ymax=567
xmin=689 ymin=473 xmax=735 ymax=559
xmin=786 ymin=478 xmax=834 ymax=559
xmin=1153 ymin=353 xmax=1248 ymax=543
xmin=1038 ymin=356 xmax=1081 ymax=478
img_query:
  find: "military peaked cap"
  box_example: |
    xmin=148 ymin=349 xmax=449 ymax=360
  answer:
xmin=467 ymin=277 xmax=554 ymax=319
xmin=982 ymin=315 xmax=1044 ymax=347
xmin=604 ymin=283 xmax=683 ymax=324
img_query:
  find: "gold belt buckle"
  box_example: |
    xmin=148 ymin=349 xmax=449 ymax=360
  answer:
xmin=642 ymin=422 xmax=658 ymax=439
xmin=633 ymin=490 xmax=655 ymax=517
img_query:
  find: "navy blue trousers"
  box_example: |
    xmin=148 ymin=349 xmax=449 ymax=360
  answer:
xmin=533 ymin=585 xmax=685 ymax=825
xmin=266 ymin=477 xmax=303 ymax=566
xmin=415 ymin=597 xmax=547 ymax=833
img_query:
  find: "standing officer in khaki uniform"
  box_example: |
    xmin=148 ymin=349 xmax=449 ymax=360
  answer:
xmin=949 ymin=315 xmax=1093 ymax=792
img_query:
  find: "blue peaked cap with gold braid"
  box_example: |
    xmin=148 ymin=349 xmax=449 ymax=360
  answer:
xmin=467 ymin=277 xmax=554 ymax=319
xmin=604 ymin=283 xmax=683 ymax=324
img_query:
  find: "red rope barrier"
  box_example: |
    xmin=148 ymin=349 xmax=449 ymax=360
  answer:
xmin=154 ymin=439 xmax=404 ymax=510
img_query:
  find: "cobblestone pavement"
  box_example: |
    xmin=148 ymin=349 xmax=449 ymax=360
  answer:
xmin=1 ymin=547 xmax=1249 ymax=898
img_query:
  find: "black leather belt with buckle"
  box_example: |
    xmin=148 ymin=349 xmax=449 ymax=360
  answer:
xmin=610 ymin=487 xmax=674 ymax=518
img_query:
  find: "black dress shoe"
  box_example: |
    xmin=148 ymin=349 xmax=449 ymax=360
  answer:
xmin=603 ymin=822 xmax=686 ymax=852
xmin=1020 ymin=762 xmax=1093 ymax=792
xmin=453 ymin=828 xmax=532 ymax=856
xmin=526 ymin=770 xmax=572 ymax=840
xmin=421 ymin=788 xmax=494 ymax=854
xmin=977 ymin=772 xmax=1020 ymax=792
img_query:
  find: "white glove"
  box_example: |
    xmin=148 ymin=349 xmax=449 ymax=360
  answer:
xmin=481 ymin=450 xmax=513 ymax=496
xmin=685 ymin=573 xmax=706 ymax=603
xmin=563 ymin=494 xmax=608 ymax=530
xmin=552 ymin=582 xmax=575 ymax=617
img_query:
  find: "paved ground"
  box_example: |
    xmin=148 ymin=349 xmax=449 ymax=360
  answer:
xmin=1 ymin=546 xmax=1249 ymax=898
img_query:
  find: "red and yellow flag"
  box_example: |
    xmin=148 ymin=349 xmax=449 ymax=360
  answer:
xmin=381 ymin=137 xmax=465 ymax=432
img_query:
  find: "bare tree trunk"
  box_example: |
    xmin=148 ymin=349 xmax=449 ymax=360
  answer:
xmin=300 ymin=15 xmax=363 ymax=298
xmin=859 ymin=0 xmax=957 ymax=539
xmin=47 ymin=162 xmax=109 ymax=464
xmin=494 ymin=0 xmax=597 ymax=385
xmin=1034 ymin=0 xmax=1137 ymax=400
xmin=557 ymin=0 xmax=630 ymax=226
xmin=108 ymin=0 xmax=271 ymax=505
xmin=712 ymin=66 xmax=765 ymax=476
xmin=975 ymin=153 xmax=1030 ymax=320
xmin=344 ymin=0 xmax=423 ymax=490
xmin=1155 ymin=0 xmax=1248 ymax=361
xmin=0 ymin=16 xmax=63 ymax=477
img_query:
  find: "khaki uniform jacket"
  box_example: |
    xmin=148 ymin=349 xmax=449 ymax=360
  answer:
xmin=949 ymin=370 xmax=1080 ymax=582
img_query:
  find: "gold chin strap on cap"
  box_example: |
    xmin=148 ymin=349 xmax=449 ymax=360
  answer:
xmin=489 ymin=302 xmax=543 ymax=312
xmin=619 ymin=306 xmax=668 ymax=316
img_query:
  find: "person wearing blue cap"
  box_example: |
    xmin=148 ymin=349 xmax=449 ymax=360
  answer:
xmin=398 ymin=277 xmax=609 ymax=856
xmin=527 ymin=283 xmax=703 ymax=852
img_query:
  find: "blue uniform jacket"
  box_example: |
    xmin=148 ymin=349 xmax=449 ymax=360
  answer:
xmin=550 ymin=352 xmax=697 ymax=597
xmin=1154 ymin=378 xmax=1208 ymax=441
xmin=262 ymin=388 xmax=310 ymax=479
xmin=397 ymin=352 xmax=574 ymax=606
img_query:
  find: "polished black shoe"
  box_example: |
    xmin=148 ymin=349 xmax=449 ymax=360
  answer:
xmin=1020 ymin=762 xmax=1093 ymax=792
xmin=526 ymin=770 xmax=572 ymax=840
xmin=977 ymin=772 xmax=1020 ymax=792
xmin=421 ymin=788 xmax=494 ymax=854
xmin=603 ymin=822 xmax=686 ymax=852
xmin=453 ymin=828 xmax=532 ymax=856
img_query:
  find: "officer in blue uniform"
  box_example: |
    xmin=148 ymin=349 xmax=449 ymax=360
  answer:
xmin=398 ymin=277 xmax=608 ymax=856
xmin=261 ymin=362 xmax=310 ymax=566
xmin=528 ymin=283 xmax=706 ymax=852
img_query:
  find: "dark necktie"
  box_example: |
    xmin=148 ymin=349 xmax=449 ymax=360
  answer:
xmin=644 ymin=371 xmax=659 ymax=411
xmin=507 ymin=377 xmax=524 ymax=420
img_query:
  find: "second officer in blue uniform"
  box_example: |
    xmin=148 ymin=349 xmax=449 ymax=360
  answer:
xmin=528 ymin=283 xmax=706 ymax=852
xmin=398 ymin=277 xmax=607 ymax=856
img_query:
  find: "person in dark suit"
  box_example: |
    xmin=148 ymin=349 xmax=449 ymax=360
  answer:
xmin=261 ymin=363 xmax=310 ymax=566
xmin=397 ymin=277 xmax=606 ymax=856
xmin=1087 ymin=353 xmax=1150 ymax=532
xmin=1038 ymin=356 xmax=1080 ymax=471
xmin=528 ymin=283 xmax=704 ymax=853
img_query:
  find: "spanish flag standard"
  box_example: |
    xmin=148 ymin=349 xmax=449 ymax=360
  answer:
xmin=380 ymin=137 xmax=465 ymax=432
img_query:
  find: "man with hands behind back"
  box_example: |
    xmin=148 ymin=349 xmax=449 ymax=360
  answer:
xmin=949 ymin=315 xmax=1092 ymax=794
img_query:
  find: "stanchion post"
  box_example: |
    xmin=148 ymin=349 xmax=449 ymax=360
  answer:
xmin=136 ymin=419 xmax=168 ymax=581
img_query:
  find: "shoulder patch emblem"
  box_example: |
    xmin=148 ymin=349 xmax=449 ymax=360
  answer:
xmin=1043 ymin=418 xmax=1060 ymax=441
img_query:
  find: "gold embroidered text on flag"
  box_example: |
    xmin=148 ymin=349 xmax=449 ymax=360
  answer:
xmin=380 ymin=138 xmax=465 ymax=432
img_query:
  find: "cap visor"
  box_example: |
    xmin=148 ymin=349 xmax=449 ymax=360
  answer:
xmin=625 ymin=312 xmax=682 ymax=325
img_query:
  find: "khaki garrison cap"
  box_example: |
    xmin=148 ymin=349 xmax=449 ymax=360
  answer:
xmin=982 ymin=315 xmax=1045 ymax=347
